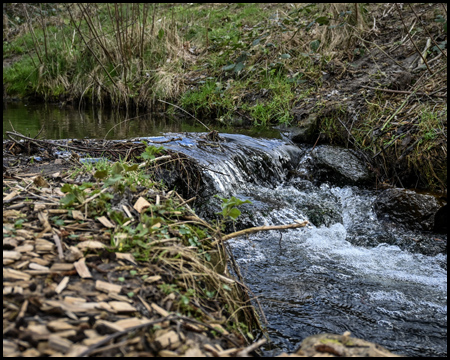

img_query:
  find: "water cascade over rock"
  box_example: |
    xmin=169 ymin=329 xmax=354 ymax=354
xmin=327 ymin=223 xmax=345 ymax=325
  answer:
xmin=138 ymin=133 xmax=447 ymax=357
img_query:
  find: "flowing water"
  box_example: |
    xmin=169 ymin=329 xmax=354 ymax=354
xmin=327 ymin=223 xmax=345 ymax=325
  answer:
xmin=4 ymin=104 xmax=447 ymax=357
xmin=143 ymin=133 xmax=447 ymax=357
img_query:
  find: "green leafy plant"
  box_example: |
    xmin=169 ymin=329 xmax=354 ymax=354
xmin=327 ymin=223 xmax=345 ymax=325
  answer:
xmin=214 ymin=195 xmax=252 ymax=221
xmin=138 ymin=144 xmax=165 ymax=161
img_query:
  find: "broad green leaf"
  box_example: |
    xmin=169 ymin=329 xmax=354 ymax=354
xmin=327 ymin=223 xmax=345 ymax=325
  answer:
xmin=234 ymin=62 xmax=245 ymax=73
xmin=315 ymin=16 xmax=330 ymax=25
xmin=94 ymin=169 xmax=108 ymax=179
xmin=124 ymin=164 xmax=139 ymax=172
xmin=228 ymin=207 xmax=241 ymax=220
xmin=158 ymin=28 xmax=164 ymax=40
xmin=281 ymin=53 xmax=291 ymax=59
xmin=61 ymin=183 xmax=73 ymax=193
xmin=222 ymin=63 xmax=236 ymax=71
xmin=61 ymin=193 xmax=76 ymax=206
xmin=310 ymin=39 xmax=321 ymax=52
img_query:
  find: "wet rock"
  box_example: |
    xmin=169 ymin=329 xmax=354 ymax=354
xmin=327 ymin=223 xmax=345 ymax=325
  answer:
xmin=374 ymin=188 xmax=441 ymax=232
xmin=309 ymin=145 xmax=372 ymax=185
xmin=293 ymin=332 xmax=401 ymax=357
xmin=279 ymin=113 xmax=319 ymax=144
xmin=433 ymin=204 xmax=448 ymax=234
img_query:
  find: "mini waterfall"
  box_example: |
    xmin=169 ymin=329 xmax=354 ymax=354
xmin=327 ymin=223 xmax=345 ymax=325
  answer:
xmin=140 ymin=133 xmax=447 ymax=357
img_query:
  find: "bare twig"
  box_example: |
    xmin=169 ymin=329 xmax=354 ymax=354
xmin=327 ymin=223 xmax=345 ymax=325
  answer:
xmin=157 ymin=99 xmax=211 ymax=132
xmin=221 ymin=221 xmax=308 ymax=242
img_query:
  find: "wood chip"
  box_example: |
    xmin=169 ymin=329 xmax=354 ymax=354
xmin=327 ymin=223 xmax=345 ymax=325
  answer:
xmin=74 ymin=258 xmax=92 ymax=278
xmin=97 ymin=215 xmax=115 ymax=228
xmin=47 ymin=319 xmax=76 ymax=332
xmin=64 ymin=246 xmax=83 ymax=262
xmin=133 ymin=197 xmax=151 ymax=213
xmin=77 ymin=240 xmax=106 ymax=251
xmin=48 ymin=334 xmax=73 ymax=354
xmin=65 ymin=344 xmax=89 ymax=357
xmin=151 ymin=302 xmax=169 ymax=317
xmin=115 ymin=252 xmax=137 ymax=265
xmin=3 ymin=268 xmax=31 ymax=281
xmin=3 ymin=190 xmax=19 ymax=201
xmin=29 ymin=263 xmax=50 ymax=272
xmin=108 ymin=301 xmax=137 ymax=312
xmin=144 ymin=275 xmax=162 ymax=283
xmin=155 ymin=330 xmax=183 ymax=349
xmin=95 ymin=280 xmax=122 ymax=294
xmin=72 ymin=210 xmax=84 ymax=220
xmin=51 ymin=263 xmax=75 ymax=272
xmin=55 ymin=276 xmax=70 ymax=294
xmin=35 ymin=238 xmax=55 ymax=253
xmin=3 ymin=250 xmax=22 ymax=261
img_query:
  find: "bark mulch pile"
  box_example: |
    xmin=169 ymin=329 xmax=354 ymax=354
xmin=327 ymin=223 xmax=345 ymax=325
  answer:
xmin=3 ymin=137 xmax=265 ymax=357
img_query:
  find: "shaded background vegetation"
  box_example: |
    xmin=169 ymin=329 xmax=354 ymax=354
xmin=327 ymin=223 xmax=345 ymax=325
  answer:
xmin=3 ymin=3 xmax=447 ymax=191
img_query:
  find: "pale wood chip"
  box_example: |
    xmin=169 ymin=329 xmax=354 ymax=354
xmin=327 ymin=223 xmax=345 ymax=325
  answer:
xmin=3 ymin=238 xmax=18 ymax=247
xmin=115 ymin=252 xmax=137 ymax=265
xmin=63 ymin=296 xmax=86 ymax=304
xmin=204 ymin=343 xmax=220 ymax=356
xmin=3 ymin=190 xmax=19 ymax=201
xmin=144 ymin=275 xmax=162 ymax=283
xmin=133 ymin=197 xmax=151 ymax=213
xmin=21 ymin=348 xmax=41 ymax=357
xmin=158 ymin=349 xmax=181 ymax=357
xmin=28 ymin=263 xmax=50 ymax=272
xmin=15 ymin=244 xmax=34 ymax=253
xmin=27 ymin=324 xmax=50 ymax=336
xmin=47 ymin=320 xmax=77 ymax=332
xmin=94 ymin=319 xmax=124 ymax=332
xmin=55 ymin=276 xmax=70 ymax=294
xmin=122 ymin=204 xmax=133 ymax=218
xmin=97 ymin=215 xmax=115 ymax=228
xmin=3 ymin=268 xmax=31 ymax=281
xmin=184 ymin=347 xmax=206 ymax=357
xmin=77 ymin=240 xmax=106 ymax=251
xmin=82 ymin=335 xmax=108 ymax=347
xmin=51 ymin=263 xmax=75 ymax=272
xmin=30 ymin=257 xmax=50 ymax=266
xmin=217 ymin=348 xmax=239 ymax=356
xmin=48 ymin=334 xmax=73 ymax=354
xmin=73 ymin=258 xmax=92 ymax=278
xmin=114 ymin=318 xmax=152 ymax=329
xmin=108 ymin=301 xmax=137 ymax=312
xmin=65 ymin=344 xmax=89 ymax=357
xmin=71 ymin=210 xmax=84 ymax=220
xmin=155 ymin=330 xmax=183 ymax=349
xmin=3 ymin=286 xmax=13 ymax=295
xmin=3 ymin=250 xmax=22 ymax=260
xmin=151 ymin=302 xmax=170 ymax=317
xmin=35 ymin=238 xmax=55 ymax=253
xmin=64 ymin=246 xmax=83 ymax=262
xmin=95 ymin=280 xmax=122 ymax=294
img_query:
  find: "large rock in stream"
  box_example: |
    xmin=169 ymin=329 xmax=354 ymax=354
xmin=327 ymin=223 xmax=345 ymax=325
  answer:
xmin=309 ymin=145 xmax=372 ymax=185
xmin=281 ymin=332 xmax=401 ymax=357
xmin=374 ymin=188 xmax=443 ymax=232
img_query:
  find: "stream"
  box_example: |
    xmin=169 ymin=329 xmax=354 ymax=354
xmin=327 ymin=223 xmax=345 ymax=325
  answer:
xmin=139 ymin=133 xmax=447 ymax=357
xmin=4 ymin=104 xmax=447 ymax=357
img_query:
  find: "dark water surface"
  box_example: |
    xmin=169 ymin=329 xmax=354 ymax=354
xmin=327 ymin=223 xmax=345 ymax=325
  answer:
xmin=3 ymin=102 xmax=280 ymax=140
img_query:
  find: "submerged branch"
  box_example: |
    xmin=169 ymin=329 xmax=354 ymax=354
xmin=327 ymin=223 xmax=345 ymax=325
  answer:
xmin=221 ymin=221 xmax=309 ymax=242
